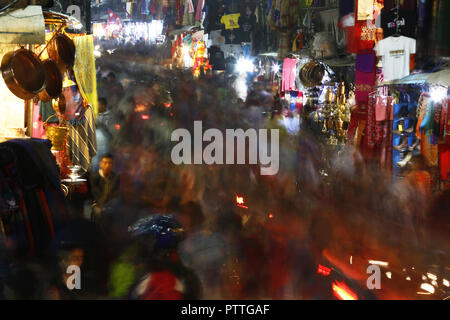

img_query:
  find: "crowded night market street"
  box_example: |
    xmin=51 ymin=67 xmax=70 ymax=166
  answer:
xmin=0 ymin=0 xmax=449 ymax=305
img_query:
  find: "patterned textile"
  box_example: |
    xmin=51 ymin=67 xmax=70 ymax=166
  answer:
xmin=375 ymin=67 xmax=388 ymax=96
xmin=280 ymin=0 xmax=299 ymax=30
xmin=421 ymin=134 xmax=438 ymax=167
xmin=73 ymin=35 xmax=99 ymax=118
xmin=278 ymin=32 xmax=292 ymax=60
xmin=355 ymin=69 xmax=376 ymax=103
xmin=354 ymin=20 xmax=376 ymax=53
xmin=66 ymin=105 xmax=97 ymax=174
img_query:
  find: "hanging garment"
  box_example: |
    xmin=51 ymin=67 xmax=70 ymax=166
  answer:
xmin=347 ymin=106 xmax=368 ymax=148
xmin=66 ymin=105 xmax=98 ymax=174
xmin=354 ymin=19 xmax=377 ymax=53
xmin=357 ymin=0 xmax=374 ymax=21
xmin=280 ymin=0 xmax=299 ymax=30
xmin=439 ymin=143 xmax=450 ymax=182
xmin=339 ymin=13 xmax=358 ymax=54
xmin=141 ymin=0 xmax=150 ymax=15
xmin=366 ymin=94 xmax=394 ymax=168
xmin=183 ymin=0 xmax=196 ymax=25
xmin=176 ymin=0 xmax=184 ymax=25
xmin=442 ymin=99 xmax=450 ymax=144
xmin=281 ymin=58 xmax=297 ymax=92
xmin=375 ymin=36 xmax=416 ymax=81
xmin=266 ymin=0 xmax=281 ymax=30
xmin=220 ymin=13 xmax=240 ymax=29
xmin=438 ymin=98 xmax=448 ymax=143
xmin=278 ymin=32 xmax=292 ymax=60
xmin=355 ymin=69 xmax=376 ymax=103
xmin=73 ymin=35 xmax=99 ymax=117
xmin=375 ymin=67 xmax=389 ymax=96
xmin=355 ymin=52 xmax=376 ymax=73
xmin=381 ymin=7 xmax=417 ymax=39
xmin=435 ymin=0 xmax=450 ymax=56
xmin=196 ymin=0 xmax=204 ymax=21
xmin=32 ymin=101 xmax=46 ymax=139
xmin=126 ymin=1 xmax=133 ymax=17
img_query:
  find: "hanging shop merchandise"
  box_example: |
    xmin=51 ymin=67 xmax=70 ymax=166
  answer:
xmin=266 ymin=0 xmax=301 ymax=59
xmin=376 ymin=35 xmax=416 ymax=82
xmin=380 ymin=6 xmax=416 ymax=39
xmin=1 ymin=10 xmax=98 ymax=179
xmin=171 ymin=29 xmax=212 ymax=76
xmin=0 ymin=137 xmax=69 ymax=254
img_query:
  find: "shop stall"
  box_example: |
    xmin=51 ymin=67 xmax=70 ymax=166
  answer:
xmin=376 ymin=67 xmax=450 ymax=190
xmin=1 ymin=7 xmax=99 ymax=180
xmin=0 ymin=6 xmax=70 ymax=253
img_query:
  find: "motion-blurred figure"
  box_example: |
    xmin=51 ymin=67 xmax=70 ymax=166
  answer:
xmin=126 ymin=214 xmax=202 ymax=300
xmin=90 ymin=154 xmax=120 ymax=225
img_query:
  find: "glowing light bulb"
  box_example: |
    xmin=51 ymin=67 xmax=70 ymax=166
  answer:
xmin=271 ymin=63 xmax=280 ymax=74
xmin=430 ymin=86 xmax=447 ymax=102
xmin=236 ymin=57 xmax=254 ymax=74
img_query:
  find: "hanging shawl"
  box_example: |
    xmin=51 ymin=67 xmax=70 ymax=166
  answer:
xmin=195 ymin=0 xmax=204 ymax=21
xmin=73 ymin=35 xmax=99 ymax=117
xmin=66 ymin=105 xmax=97 ymax=174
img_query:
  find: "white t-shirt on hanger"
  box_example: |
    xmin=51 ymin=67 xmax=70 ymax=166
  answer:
xmin=375 ymin=36 xmax=416 ymax=82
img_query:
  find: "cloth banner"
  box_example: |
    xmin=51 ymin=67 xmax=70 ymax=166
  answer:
xmin=73 ymin=34 xmax=99 ymax=117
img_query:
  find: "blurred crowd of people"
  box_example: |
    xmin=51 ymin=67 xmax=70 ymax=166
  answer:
xmin=0 ymin=50 xmax=448 ymax=300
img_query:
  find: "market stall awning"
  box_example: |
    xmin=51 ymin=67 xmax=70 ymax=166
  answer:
xmin=381 ymin=68 xmax=450 ymax=87
xmin=0 ymin=6 xmax=45 ymax=44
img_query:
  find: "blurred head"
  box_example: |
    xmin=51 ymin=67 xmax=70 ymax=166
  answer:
xmin=58 ymin=247 xmax=85 ymax=270
xmin=99 ymin=154 xmax=114 ymax=176
xmin=107 ymin=72 xmax=116 ymax=83
xmin=98 ymin=97 xmax=107 ymax=113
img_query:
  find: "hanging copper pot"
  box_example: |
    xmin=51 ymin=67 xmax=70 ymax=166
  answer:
xmin=47 ymin=33 xmax=76 ymax=73
xmin=1 ymin=48 xmax=46 ymax=99
xmin=38 ymin=59 xmax=63 ymax=102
